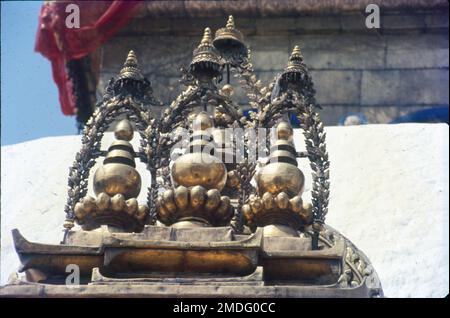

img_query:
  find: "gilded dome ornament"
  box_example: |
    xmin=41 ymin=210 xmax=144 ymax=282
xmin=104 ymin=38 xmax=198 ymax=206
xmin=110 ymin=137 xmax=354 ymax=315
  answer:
xmin=213 ymin=15 xmax=248 ymax=59
xmin=246 ymin=120 xmax=311 ymax=235
xmin=117 ymin=50 xmax=144 ymax=81
xmin=282 ymin=45 xmax=307 ymax=82
xmin=114 ymin=118 xmax=134 ymax=141
xmin=157 ymin=112 xmax=233 ymax=228
xmin=4 ymin=22 xmax=383 ymax=299
xmin=189 ymin=27 xmax=223 ymax=81
xmin=107 ymin=50 xmax=159 ymax=104
xmin=58 ymin=51 xmax=157 ymax=234
xmin=269 ymin=45 xmax=319 ymax=109
xmin=75 ymin=119 xmax=148 ymax=232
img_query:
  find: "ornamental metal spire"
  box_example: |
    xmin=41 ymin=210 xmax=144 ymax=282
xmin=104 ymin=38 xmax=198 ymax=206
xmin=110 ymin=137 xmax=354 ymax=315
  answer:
xmin=200 ymin=27 xmax=212 ymax=45
xmin=285 ymin=45 xmax=305 ymax=73
xmin=190 ymin=27 xmax=222 ymax=80
xmin=118 ymin=50 xmax=144 ymax=81
xmin=213 ymin=15 xmax=247 ymax=58
xmin=226 ymin=15 xmax=235 ymax=29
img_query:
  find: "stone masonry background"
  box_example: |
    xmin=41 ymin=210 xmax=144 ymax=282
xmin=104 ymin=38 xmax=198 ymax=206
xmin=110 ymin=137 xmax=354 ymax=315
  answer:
xmin=96 ymin=10 xmax=449 ymax=125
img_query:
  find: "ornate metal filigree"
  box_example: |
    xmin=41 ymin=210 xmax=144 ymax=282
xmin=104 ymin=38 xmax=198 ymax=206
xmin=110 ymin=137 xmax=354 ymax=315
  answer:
xmin=64 ymin=98 xmax=152 ymax=230
xmin=261 ymin=91 xmax=329 ymax=248
xmin=63 ymin=51 xmax=159 ymax=239
xmin=65 ymin=18 xmax=330 ymax=243
xmin=298 ymin=105 xmax=330 ymax=225
xmin=245 ymin=45 xmax=330 ymax=248
xmin=231 ymin=160 xmax=256 ymax=233
xmin=5 ymin=15 xmax=386 ymax=299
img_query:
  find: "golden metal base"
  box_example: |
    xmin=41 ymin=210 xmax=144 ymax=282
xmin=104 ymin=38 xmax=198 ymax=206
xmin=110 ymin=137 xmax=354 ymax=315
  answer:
xmin=9 ymin=225 xmax=383 ymax=298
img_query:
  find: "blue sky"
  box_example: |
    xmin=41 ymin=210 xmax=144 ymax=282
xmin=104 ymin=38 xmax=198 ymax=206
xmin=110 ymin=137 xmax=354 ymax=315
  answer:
xmin=1 ymin=1 xmax=78 ymax=146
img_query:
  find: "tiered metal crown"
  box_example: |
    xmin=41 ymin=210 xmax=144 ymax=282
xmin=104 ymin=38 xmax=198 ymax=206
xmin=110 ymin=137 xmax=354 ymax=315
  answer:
xmin=190 ymin=27 xmax=222 ymax=79
xmin=118 ymin=50 xmax=144 ymax=81
xmin=213 ymin=15 xmax=247 ymax=57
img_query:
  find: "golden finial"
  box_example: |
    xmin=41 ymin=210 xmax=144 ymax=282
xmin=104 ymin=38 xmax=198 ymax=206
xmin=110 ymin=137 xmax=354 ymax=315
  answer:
xmin=193 ymin=111 xmax=214 ymax=131
xmin=254 ymin=119 xmax=304 ymax=198
xmin=226 ymin=15 xmax=235 ymax=29
xmin=119 ymin=50 xmax=144 ymax=80
xmin=283 ymin=45 xmax=305 ymax=76
xmin=191 ymin=28 xmax=222 ymax=78
xmin=276 ymin=121 xmax=294 ymax=141
xmin=290 ymin=45 xmax=303 ymax=60
xmin=124 ymin=50 xmax=138 ymax=67
xmin=213 ymin=15 xmax=247 ymax=57
xmin=115 ymin=119 xmax=134 ymax=141
xmin=200 ymin=27 xmax=212 ymax=45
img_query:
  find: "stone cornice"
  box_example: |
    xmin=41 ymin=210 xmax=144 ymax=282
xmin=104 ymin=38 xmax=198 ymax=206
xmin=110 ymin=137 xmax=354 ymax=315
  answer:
xmin=141 ymin=0 xmax=449 ymax=18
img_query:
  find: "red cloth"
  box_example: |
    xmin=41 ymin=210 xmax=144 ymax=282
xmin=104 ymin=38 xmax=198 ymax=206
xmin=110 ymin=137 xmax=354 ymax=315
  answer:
xmin=35 ymin=1 xmax=142 ymax=115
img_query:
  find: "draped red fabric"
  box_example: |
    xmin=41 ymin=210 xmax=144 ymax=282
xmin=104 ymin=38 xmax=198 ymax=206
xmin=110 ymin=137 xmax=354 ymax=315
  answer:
xmin=35 ymin=1 xmax=142 ymax=115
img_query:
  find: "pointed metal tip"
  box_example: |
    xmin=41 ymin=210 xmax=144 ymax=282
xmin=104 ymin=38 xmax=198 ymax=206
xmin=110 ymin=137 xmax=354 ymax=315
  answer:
xmin=276 ymin=120 xmax=294 ymax=140
xmin=200 ymin=27 xmax=212 ymax=45
xmin=289 ymin=45 xmax=303 ymax=63
xmin=115 ymin=119 xmax=134 ymax=141
xmin=226 ymin=15 xmax=235 ymax=29
xmin=124 ymin=50 xmax=138 ymax=66
xmin=193 ymin=111 xmax=214 ymax=131
xmin=118 ymin=49 xmax=144 ymax=80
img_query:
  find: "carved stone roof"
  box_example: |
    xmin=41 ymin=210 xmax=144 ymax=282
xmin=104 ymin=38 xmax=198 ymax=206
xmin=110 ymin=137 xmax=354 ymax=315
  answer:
xmin=140 ymin=0 xmax=448 ymax=18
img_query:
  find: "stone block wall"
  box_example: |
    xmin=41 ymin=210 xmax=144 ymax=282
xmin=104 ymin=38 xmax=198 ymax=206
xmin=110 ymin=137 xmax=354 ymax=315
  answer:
xmin=97 ymin=10 xmax=449 ymax=125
